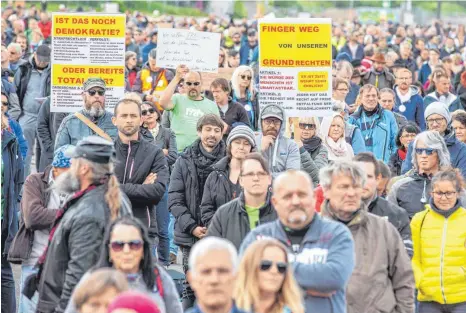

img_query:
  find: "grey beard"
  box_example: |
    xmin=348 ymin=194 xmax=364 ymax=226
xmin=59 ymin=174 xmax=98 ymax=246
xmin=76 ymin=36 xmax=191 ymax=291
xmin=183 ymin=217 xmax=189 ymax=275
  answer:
xmin=52 ymin=171 xmax=81 ymax=195
xmin=84 ymin=106 xmax=105 ymax=118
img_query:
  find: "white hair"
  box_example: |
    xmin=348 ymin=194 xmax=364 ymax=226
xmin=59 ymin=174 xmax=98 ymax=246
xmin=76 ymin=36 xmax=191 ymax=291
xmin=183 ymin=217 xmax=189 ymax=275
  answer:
xmin=7 ymin=43 xmax=22 ymax=54
xmin=188 ymin=237 xmax=238 ymax=275
xmin=319 ymin=161 xmax=367 ymax=189
xmin=231 ymin=65 xmax=254 ymax=98
xmin=411 ymin=131 xmax=451 ymax=171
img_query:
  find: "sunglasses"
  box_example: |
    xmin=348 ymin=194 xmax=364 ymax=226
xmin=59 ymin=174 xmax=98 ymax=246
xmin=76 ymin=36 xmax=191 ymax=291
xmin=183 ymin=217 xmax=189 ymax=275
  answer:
xmin=241 ymin=75 xmax=252 ymax=80
xmin=415 ymin=148 xmax=436 ymax=156
xmin=260 ymin=260 xmax=287 ymax=274
xmin=299 ymin=123 xmax=316 ymax=130
xmin=185 ymin=82 xmax=201 ymax=86
xmin=88 ymin=89 xmax=105 ymax=96
xmin=141 ymin=108 xmax=156 ymax=116
xmin=110 ymin=240 xmax=143 ymax=252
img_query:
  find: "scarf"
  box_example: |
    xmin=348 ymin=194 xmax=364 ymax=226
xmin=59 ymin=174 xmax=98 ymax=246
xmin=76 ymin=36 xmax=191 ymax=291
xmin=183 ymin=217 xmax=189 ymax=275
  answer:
xmin=302 ymin=136 xmax=322 ymax=153
xmin=325 ymin=136 xmax=348 ymax=157
xmin=194 ymin=140 xmax=225 ymax=202
xmin=149 ymin=123 xmax=160 ymax=139
xmin=398 ymin=149 xmax=407 ymax=161
xmin=363 ymin=105 xmax=378 ymax=117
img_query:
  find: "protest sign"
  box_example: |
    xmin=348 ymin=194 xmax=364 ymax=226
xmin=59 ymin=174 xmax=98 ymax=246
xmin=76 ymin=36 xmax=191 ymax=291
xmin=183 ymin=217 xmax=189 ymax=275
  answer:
xmin=51 ymin=13 xmax=125 ymax=112
xmin=201 ymin=67 xmax=235 ymax=91
xmin=156 ymin=28 xmax=221 ymax=73
xmin=258 ymin=18 xmax=333 ymax=118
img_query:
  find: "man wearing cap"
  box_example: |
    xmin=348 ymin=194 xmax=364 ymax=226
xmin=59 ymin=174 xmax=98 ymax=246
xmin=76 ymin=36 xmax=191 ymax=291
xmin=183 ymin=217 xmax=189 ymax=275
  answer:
xmin=362 ymin=53 xmax=396 ymax=90
xmin=255 ymin=103 xmax=300 ymax=178
xmin=8 ymin=145 xmax=72 ymax=313
xmin=401 ymin=101 xmax=466 ymax=178
xmin=54 ymin=78 xmax=117 ymax=151
xmin=14 ymin=44 xmax=51 ymax=178
xmin=418 ymin=48 xmax=440 ymax=85
xmin=141 ymin=30 xmax=158 ymax=64
xmin=31 ymin=136 xmax=132 ymax=313
xmin=239 ymin=28 xmax=258 ymax=66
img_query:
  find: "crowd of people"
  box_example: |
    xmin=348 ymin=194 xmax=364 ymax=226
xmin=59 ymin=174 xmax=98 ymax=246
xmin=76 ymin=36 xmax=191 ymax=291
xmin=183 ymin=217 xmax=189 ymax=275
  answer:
xmin=1 ymin=3 xmax=466 ymax=313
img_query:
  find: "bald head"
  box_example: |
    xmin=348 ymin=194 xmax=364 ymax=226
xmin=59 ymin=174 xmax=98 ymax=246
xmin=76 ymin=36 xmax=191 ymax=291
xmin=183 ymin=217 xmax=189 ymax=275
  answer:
xmin=185 ymin=71 xmax=203 ymax=100
xmin=273 ymin=170 xmax=313 ymax=193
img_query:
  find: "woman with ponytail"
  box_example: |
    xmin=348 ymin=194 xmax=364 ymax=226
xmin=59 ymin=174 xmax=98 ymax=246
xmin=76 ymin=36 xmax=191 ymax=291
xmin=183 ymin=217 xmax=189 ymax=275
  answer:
xmin=27 ymin=136 xmax=132 ymax=313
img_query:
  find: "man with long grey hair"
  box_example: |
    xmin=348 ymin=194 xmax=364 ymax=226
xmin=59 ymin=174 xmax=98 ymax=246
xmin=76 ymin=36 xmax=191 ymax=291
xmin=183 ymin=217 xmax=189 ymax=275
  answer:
xmin=320 ymin=161 xmax=415 ymax=313
xmin=388 ymin=130 xmax=460 ymax=219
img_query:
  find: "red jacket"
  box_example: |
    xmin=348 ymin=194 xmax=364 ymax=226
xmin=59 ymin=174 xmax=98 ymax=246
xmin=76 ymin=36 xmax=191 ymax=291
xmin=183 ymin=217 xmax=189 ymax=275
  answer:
xmin=38 ymin=21 xmax=52 ymax=39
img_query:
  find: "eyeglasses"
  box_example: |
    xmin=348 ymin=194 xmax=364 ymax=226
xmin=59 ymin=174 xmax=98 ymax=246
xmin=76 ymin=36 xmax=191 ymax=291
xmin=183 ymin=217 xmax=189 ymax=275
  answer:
xmin=432 ymin=191 xmax=457 ymax=199
xmin=88 ymin=89 xmax=105 ymax=96
xmin=299 ymin=123 xmax=316 ymax=130
xmin=240 ymin=75 xmax=252 ymax=80
xmin=241 ymin=171 xmax=268 ymax=179
xmin=141 ymin=108 xmax=156 ymax=116
xmin=401 ymin=133 xmax=417 ymax=139
xmin=259 ymin=260 xmax=287 ymax=274
xmin=185 ymin=82 xmax=201 ymax=86
xmin=426 ymin=117 xmax=445 ymax=125
xmin=415 ymin=148 xmax=436 ymax=156
xmin=336 ymin=88 xmax=349 ymax=92
xmin=110 ymin=240 xmax=143 ymax=252
xmin=263 ymin=119 xmax=281 ymax=126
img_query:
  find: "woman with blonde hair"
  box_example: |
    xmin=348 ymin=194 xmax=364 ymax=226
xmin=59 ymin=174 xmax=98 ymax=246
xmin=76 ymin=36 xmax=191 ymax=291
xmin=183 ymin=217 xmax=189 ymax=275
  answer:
xmin=319 ymin=113 xmax=354 ymax=162
xmin=234 ymin=239 xmax=304 ymax=313
xmin=231 ymin=65 xmax=259 ymax=130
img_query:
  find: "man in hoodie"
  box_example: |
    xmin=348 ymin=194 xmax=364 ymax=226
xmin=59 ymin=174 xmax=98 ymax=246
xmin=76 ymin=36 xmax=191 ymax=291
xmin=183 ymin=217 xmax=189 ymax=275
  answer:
xmin=113 ymin=98 xmax=169 ymax=230
xmin=394 ymin=68 xmax=426 ymax=130
xmin=320 ymin=161 xmax=415 ymax=313
xmin=132 ymin=48 xmax=174 ymax=111
xmin=255 ymin=103 xmax=300 ymax=178
xmin=241 ymin=169 xmax=355 ymax=313
xmin=362 ymin=53 xmax=395 ymax=90
xmin=401 ymin=102 xmax=466 ymax=179
xmin=423 ymin=72 xmax=460 ymax=111
xmin=14 ymin=44 xmax=50 ymax=178
xmin=418 ymin=48 xmax=440 ymax=85
xmin=169 ymin=113 xmax=225 ymax=309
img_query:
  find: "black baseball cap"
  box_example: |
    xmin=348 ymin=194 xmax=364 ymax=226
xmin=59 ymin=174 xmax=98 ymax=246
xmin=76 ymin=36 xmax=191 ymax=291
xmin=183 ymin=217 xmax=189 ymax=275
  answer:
xmin=36 ymin=44 xmax=51 ymax=63
xmin=65 ymin=136 xmax=116 ymax=164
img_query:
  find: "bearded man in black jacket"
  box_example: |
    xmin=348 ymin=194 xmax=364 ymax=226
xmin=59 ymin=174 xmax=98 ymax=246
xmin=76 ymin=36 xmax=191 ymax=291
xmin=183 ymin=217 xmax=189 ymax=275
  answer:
xmin=168 ymin=113 xmax=226 ymax=309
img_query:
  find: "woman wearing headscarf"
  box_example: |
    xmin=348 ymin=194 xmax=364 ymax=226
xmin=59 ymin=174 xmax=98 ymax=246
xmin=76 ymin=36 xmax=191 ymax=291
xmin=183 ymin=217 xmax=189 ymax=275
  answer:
xmin=319 ymin=113 xmax=354 ymax=162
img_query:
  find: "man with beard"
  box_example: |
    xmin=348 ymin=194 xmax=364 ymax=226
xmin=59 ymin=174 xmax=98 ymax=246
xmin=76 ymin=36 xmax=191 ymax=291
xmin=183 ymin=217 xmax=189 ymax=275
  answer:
xmin=362 ymin=53 xmax=395 ymax=90
xmin=28 ymin=136 xmax=132 ymax=313
xmin=169 ymin=114 xmax=225 ymax=309
xmin=240 ymin=170 xmax=355 ymax=313
xmin=112 ymin=98 xmax=169 ymax=253
xmin=55 ymin=78 xmax=117 ymax=150
xmin=14 ymin=44 xmax=51 ymax=178
xmin=353 ymin=152 xmax=412 ymax=257
xmin=160 ymin=65 xmax=220 ymax=152
xmin=320 ymin=161 xmax=415 ymax=313
xmin=255 ymin=103 xmax=300 ymax=178
xmin=394 ymin=68 xmax=425 ymax=130
xmin=231 ymin=32 xmax=242 ymax=52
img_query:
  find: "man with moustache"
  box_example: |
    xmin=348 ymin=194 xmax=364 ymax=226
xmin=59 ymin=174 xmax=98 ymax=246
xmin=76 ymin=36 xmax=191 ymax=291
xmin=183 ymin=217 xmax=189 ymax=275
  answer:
xmin=160 ymin=64 xmax=220 ymax=152
xmin=255 ymin=103 xmax=300 ymax=178
xmin=54 ymin=78 xmax=117 ymax=150
xmin=241 ymin=170 xmax=355 ymax=313
xmin=169 ymin=114 xmax=226 ymax=309
xmin=112 ymin=99 xmax=169 ymax=242
xmin=320 ymin=161 xmax=415 ymax=313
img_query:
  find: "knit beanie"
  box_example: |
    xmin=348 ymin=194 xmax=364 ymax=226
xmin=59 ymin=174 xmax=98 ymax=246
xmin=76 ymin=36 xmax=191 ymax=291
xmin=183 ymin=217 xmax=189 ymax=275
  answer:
xmin=226 ymin=125 xmax=256 ymax=148
xmin=107 ymin=291 xmax=160 ymax=313
xmin=424 ymin=101 xmax=451 ymax=124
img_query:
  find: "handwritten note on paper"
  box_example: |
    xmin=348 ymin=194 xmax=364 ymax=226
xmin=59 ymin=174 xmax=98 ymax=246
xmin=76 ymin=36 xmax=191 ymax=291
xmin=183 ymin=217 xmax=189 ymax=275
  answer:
xmin=156 ymin=28 xmax=221 ymax=73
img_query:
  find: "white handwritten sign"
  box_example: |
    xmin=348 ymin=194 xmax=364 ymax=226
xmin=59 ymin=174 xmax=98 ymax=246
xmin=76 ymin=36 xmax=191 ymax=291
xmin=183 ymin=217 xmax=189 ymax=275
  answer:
xmin=156 ymin=28 xmax=221 ymax=73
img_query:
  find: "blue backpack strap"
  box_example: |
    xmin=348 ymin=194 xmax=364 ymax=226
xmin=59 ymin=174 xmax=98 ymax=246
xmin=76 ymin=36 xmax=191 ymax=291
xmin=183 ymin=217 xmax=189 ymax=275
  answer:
xmin=153 ymin=266 xmax=164 ymax=298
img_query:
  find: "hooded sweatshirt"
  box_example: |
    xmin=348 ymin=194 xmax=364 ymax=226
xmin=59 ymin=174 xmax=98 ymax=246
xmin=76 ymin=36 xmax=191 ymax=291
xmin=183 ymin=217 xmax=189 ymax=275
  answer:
xmin=255 ymin=104 xmax=300 ymax=178
xmin=424 ymin=91 xmax=460 ymax=112
xmin=394 ymin=85 xmax=426 ymax=130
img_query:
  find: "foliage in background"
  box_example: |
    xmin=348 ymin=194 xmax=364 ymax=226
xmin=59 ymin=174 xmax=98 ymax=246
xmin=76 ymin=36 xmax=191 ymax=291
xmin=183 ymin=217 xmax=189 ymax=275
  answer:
xmin=232 ymin=0 xmax=247 ymax=18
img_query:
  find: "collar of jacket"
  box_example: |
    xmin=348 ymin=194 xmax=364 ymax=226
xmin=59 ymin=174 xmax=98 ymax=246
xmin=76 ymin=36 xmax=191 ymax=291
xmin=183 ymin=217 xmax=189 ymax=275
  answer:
xmin=212 ymin=156 xmax=231 ymax=173
xmin=271 ymin=214 xmax=324 ymax=245
xmin=427 ymin=198 xmax=462 ymax=218
xmin=42 ymin=165 xmax=54 ymax=185
xmin=321 ymin=199 xmax=367 ymax=227
xmin=238 ymin=190 xmax=273 ymax=215
xmin=1 ymin=129 xmax=17 ymax=150
xmin=352 ymin=103 xmax=383 ymax=120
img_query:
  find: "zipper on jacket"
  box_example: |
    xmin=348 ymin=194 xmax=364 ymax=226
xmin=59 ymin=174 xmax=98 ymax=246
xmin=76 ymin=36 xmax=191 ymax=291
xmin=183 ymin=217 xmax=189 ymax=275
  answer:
xmin=440 ymin=218 xmax=448 ymax=304
xmin=123 ymin=141 xmax=131 ymax=184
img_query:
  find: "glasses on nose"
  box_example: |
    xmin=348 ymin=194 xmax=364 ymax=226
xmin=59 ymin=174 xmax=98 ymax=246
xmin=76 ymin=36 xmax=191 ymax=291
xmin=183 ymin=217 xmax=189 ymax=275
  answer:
xmin=88 ymin=89 xmax=105 ymax=96
xmin=264 ymin=119 xmax=281 ymax=126
xmin=141 ymin=108 xmax=156 ymax=116
xmin=110 ymin=240 xmax=143 ymax=252
xmin=241 ymin=75 xmax=252 ymax=80
xmin=432 ymin=191 xmax=457 ymax=199
xmin=259 ymin=260 xmax=288 ymax=274
xmin=426 ymin=118 xmax=445 ymax=126
xmin=401 ymin=133 xmax=417 ymax=139
xmin=415 ymin=148 xmax=436 ymax=156
xmin=185 ymin=82 xmax=201 ymax=86
xmin=299 ymin=123 xmax=316 ymax=130
xmin=241 ymin=171 xmax=268 ymax=179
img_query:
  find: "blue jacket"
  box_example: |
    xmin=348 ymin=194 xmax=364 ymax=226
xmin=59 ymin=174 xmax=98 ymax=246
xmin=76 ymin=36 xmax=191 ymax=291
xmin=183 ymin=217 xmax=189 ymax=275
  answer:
xmin=401 ymin=128 xmax=466 ymax=179
xmin=54 ymin=110 xmax=118 ymax=151
xmin=349 ymin=105 xmax=398 ymax=162
xmin=394 ymin=85 xmax=426 ymax=130
xmin=344 ymin=123 xmax=366 ymax=155
xmin=345 ymin=82 xmax=360 ymax=106
xmin=423 ymin=91 xmax=460 ymax=112
xmin=239 ymin=44 xmax=258 ymax=65
xmin=418 ymin=62 xmax=432 ymax=85
xmin=7 ymin=116 xmax=28 ymax=159
xmin=339 ymin=44 xmax=364 ymax=61
xmin=141 ymin=42 xmax=157 ymax=64
xmin=240 ymin=216 xmax=355 ymax=313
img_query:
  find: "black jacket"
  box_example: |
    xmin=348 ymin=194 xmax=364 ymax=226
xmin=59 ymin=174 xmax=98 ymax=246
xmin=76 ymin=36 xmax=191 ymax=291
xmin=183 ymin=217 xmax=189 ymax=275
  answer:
xmin=200 ymin=157 xmax=240 ymax=226
xmin=36 ymin=97 xmax=68 ymax=171
xmin=36 ymin=185 xmax=132 ymax=313
xmin=219 ymin=98 xmax=251 ymax=137
xmin=114 ymin=134 xmax=169 ymax=227
xmin=168 ymin=139 xmax=225 ymax=247
xmin=207 ymin=192 xmax=277 ymax=250
xmin=388 ymin=150 xmax=403 ymax=177
xmin=368 ymin=196 xmax=413 ymax=257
